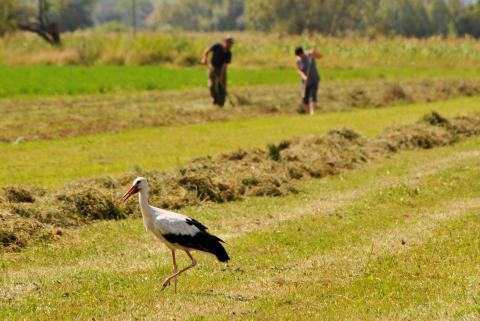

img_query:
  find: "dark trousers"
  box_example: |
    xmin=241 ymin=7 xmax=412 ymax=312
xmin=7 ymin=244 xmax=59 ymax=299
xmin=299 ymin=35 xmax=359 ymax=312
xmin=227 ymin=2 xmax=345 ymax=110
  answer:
xmin=303 ymin=81 xmax=319 ymax=104
xmin=209 ymin=68 xmax=227 ymax=107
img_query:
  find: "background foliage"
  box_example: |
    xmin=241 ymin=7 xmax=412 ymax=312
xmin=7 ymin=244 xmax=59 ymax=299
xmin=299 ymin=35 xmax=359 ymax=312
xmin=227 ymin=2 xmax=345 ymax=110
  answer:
xmin=1 ymin=0 xmax=480 ymax=38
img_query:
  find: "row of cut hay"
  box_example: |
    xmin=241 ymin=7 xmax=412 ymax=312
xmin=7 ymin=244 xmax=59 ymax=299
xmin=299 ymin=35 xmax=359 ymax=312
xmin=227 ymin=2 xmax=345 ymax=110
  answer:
xmin=247 ymin=77 xmax=480 ymax=112
xmin=1 ymin=112 xmax=480 ymax=251
xmin=2 ymin=78 xmax=480 ymax=143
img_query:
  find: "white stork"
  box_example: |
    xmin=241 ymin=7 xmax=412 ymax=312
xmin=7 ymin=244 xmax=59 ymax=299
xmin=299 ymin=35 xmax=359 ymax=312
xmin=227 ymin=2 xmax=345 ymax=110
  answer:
xmin=121 ymin=177 xmax=229 ymax=292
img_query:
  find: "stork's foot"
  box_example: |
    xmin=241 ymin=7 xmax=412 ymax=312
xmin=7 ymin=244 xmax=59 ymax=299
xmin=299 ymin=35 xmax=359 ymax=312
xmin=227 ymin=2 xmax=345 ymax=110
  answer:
xmin=161 ymin=278 xmax=171 ymax=290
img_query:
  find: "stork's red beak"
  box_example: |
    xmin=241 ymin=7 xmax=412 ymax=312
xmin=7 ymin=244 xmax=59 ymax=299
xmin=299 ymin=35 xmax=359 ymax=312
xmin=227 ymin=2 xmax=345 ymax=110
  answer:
xmin=121 ymin=185 xmax=140 ymax=202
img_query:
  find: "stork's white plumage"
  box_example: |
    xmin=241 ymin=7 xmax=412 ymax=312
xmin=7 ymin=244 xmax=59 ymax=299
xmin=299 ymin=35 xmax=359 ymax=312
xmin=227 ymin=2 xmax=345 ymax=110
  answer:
xmin=121 ymin=177 xmax=229 ymax=292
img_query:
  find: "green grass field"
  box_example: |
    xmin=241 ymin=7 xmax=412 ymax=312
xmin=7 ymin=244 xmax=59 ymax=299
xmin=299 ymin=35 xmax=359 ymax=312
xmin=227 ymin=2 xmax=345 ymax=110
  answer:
xmin=1 ymin=137 xmax=479 ymax=320
xmin=1 ymin=32 xmax=480 ymax=320
xmin=1 ymin=97 xmax=479 ymax=187
xmin=0 ymin=65 xmax=478 ymax=97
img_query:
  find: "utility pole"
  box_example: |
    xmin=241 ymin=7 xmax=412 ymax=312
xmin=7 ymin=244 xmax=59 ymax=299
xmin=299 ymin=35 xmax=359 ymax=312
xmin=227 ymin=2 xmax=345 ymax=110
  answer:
xmin=132 ymin=0 xmax=137 ymax=36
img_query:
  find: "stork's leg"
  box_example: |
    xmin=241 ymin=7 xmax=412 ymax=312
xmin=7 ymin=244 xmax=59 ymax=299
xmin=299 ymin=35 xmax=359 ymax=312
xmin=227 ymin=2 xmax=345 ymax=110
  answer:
xmin=172 ymin=249 xmax=178 ymax=293
xmin=161 ymin=250 xmax=197 ymax=291
xmin=162 ymin=249 xmax=178 ymax=291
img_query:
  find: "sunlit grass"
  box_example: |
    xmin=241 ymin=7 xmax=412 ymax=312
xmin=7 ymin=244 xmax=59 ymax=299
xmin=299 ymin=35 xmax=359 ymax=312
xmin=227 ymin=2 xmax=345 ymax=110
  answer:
xmin=1 ymin=31 xmax=480 ymax=71
xmin=1 ymin=31 xmax=480 ymax=97
xmin=0 ymin=97 xmax=478 ymax=187
xmin=1 ymin=30 xmax=479 ymax=320
xmin=1 ymin=65 xmax=478 ymax=97
xmin=1 ymin=138 xmax=479 ymax=320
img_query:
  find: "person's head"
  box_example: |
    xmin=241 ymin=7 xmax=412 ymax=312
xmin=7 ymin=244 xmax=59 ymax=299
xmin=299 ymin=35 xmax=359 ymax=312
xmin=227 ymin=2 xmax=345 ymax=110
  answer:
xmin=224 ymin=36 xmax=234 ymax=50
xmin=295 ymin=46 xmax=305 ymax=58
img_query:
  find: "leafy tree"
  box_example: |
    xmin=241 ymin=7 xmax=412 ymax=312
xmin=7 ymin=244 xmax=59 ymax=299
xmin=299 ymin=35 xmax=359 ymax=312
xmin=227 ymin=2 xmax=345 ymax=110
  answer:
xmin=246 ymin=0 xmax=316 ymax=33
xmin=3 ymin=0 xmax=480 ymax=39
xmin=2 ymin=0 xmax=96 ymax=44
xmin=429 ymin=0 xmax=450 ymax=35
xmin=455 ymin=1 xmax=480 ymax=37
xmin=96 ymin=0 xmax=157 ymax=29
xmin=148 ymin=0 xmax=244 ymax=31
xmin=380 ymin=0 xmax=432 ymax=37
xmin=15 ymin=0 xmax=61 ymax=44
xmin=58 ymin=0 xmax=95 ymax=32
xmin=246 ymin=0 xmax=367 ymax=35
xmin=244 ymin=0 xmax=480 ymax=37
xmin=212 ymin=0 xmax=245 ymax=30
xmin=0 ymin=0 xmax=17 ymax=35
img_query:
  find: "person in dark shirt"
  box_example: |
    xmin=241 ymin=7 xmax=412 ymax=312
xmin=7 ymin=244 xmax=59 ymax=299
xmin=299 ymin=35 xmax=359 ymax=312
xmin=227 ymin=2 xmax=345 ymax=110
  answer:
xmin=295 ymin=46 xmax=322 ymax=115
xmin=201 ymin=36 xmax=234 ymax=107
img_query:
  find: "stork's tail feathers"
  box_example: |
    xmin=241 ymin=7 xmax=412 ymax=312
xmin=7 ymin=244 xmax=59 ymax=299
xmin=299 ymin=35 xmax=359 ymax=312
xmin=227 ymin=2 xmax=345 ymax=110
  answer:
xmin=211 ymin=240 xmax=230 ymax=262
xmin=204 ymin=234 xmax=230 ymax=262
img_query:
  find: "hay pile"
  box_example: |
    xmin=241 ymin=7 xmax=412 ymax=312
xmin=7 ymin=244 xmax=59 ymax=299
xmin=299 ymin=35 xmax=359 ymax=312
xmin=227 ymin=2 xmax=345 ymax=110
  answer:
xmin=328 ymin=78 xmax=480 ymax=111
xmin=246 ymin=78 xmax=480 ymax=113
xmin=3 ymin=78 xmax=480 ymax=143
xmin=1 ymin=111 xmax=480 ymax=250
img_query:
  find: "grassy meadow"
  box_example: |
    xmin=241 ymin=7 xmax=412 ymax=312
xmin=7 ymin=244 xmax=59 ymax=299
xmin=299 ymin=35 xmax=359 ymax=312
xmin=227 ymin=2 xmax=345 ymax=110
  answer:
xmin=2 ymin=65 xmax=479 ymax=97
xmin=0 ymin=97 xmax=479 ymax=187
xmin=2 ymin=32 xmax=480 ymax=70
xmin=1 ymin=32 xmax=480 ymax=97
xmin=0 ymin=31 xmax=480 ymax=320
xmin=1 ymin=137 xmax=479 ymax=320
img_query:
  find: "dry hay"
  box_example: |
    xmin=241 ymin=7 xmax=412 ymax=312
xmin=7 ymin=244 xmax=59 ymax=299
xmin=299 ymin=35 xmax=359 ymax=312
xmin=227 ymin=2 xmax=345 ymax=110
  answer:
xmin=2 ymin=78 xmax=480 ymax=143
xmin=222 ymin=78 xmax=480 ymax=116
xmin=1 ymin=111 xmax=480 ymax=250
xmin=3 ymin=187 xmax=36 ymax=203
xmin=317 ymin=78 xmax=480 ymax=112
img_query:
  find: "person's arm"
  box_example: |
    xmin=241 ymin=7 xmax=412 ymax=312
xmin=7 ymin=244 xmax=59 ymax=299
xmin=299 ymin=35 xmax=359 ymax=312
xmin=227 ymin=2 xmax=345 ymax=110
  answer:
xmin=295 ymin=61 xmax=308 ymax=82
xmin=200 ymin=47 xmax=211 ymax=65
xmin=307 ymin=49 xmax=322 ymax=59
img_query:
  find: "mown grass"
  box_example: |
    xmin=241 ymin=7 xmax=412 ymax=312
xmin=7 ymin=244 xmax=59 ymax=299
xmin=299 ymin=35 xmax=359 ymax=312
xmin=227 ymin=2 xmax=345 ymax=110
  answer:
xmin=0 ymin=97 xmax=478 ymax=188
xmin=3 ymin=78 xmax=478 ymax=143
xmin=1 ymin=65 xmax=478 ymax=97
xmin=1 ymin=137 xmax=479 ymax=320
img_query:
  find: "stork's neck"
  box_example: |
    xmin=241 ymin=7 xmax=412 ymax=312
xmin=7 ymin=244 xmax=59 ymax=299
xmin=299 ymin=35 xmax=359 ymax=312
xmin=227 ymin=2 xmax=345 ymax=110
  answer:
xmin=138 ymin=188 xmax=152 ymax=217
xmin=137 ymin=187 xmax=158 ymax=232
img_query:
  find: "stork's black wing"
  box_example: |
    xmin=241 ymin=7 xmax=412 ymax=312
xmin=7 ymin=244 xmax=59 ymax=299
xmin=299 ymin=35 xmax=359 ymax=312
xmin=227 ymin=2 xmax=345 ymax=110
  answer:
xmin=163 ymin=228 xmax=230 ymax=263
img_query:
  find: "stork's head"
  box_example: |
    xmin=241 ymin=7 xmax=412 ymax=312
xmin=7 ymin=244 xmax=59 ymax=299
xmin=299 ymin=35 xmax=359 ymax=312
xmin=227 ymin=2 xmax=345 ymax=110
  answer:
xmin=121 ymin=176 xmax=148 ymax=202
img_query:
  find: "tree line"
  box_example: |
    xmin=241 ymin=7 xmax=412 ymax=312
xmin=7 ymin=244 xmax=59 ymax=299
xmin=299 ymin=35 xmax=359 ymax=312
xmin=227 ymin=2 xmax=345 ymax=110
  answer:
xmin=1 ymin=0 xmax=480 ymax=44
xmin=245 ymin=0 xmax=480 ymax=38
